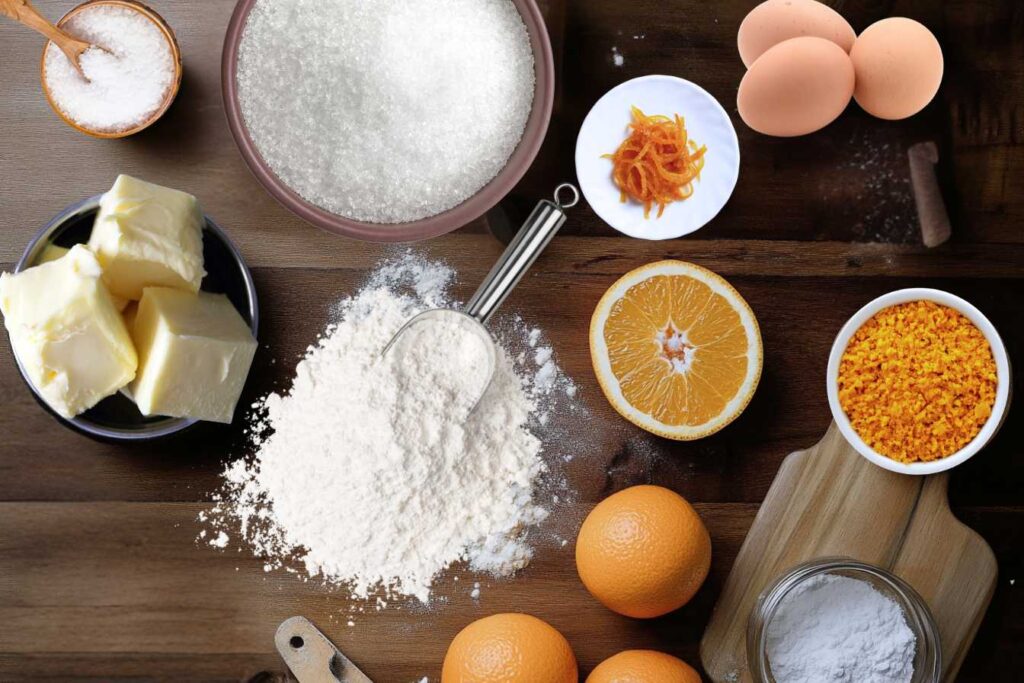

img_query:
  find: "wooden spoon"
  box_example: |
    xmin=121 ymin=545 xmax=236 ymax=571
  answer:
xmin=0 ymin=0 xmax=94 ymax=78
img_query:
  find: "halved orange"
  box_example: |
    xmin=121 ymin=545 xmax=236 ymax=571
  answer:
xmin=590 ymin=261 xmax=762 ymax=440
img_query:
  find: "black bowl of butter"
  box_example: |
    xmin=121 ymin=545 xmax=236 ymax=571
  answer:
xmin=8 ymin=193 xmax=259 ymax=442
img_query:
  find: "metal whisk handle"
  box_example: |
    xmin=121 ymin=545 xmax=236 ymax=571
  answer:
xmin=466 ymin=183 xmax=579 ymax=324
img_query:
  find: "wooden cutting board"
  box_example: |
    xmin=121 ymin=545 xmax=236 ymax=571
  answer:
xmin=700 ymin=423 xmax=997 ymax=682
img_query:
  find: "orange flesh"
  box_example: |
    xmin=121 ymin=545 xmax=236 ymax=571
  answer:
xmin=604 ymin=106 xmax=708 ymax=218
xmin=604 ymin=275 xmax=749 ymax=426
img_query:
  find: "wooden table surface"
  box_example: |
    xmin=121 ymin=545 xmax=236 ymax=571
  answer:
xmin=1 ymin=1 xmax=1021 ymax=681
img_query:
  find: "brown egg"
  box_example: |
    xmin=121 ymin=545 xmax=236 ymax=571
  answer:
xmin=737 ymin=36 xmax=855 ymax=137
xmin=851 ymin=18 xmax=943 ymax=120
xmin=738 ymin=0 xmax=856 ymax=68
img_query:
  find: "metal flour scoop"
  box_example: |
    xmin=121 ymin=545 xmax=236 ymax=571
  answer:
xmin=383 ymin=183 xmax=580 ymax=409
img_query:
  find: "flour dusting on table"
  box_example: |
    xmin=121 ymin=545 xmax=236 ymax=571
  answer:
xmin=202 ymin=254 xmax=580 ymax=603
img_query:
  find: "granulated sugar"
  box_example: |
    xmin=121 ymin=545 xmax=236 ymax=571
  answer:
xmin=766 ymin=574 xmax=916 ymax=683
xmin=206 ymin=255 xmax=577 ymax=602
xmin=43 ymin=5 xmax=175 ymax=133
xmin=236 ymin=0 xmax=535 ymax=223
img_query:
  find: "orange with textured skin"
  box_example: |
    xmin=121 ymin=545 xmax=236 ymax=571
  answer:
xmin=441 ymin=613 xmax=577 ymax=683
xmin=587 ymin=649 xmax=702 ymax=682
xmin=575 ymin=485 xmax=711 ymax=619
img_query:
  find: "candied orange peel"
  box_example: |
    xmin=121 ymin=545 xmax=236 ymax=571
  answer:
xmin=603 ymin=106 xmax=707 ymax=219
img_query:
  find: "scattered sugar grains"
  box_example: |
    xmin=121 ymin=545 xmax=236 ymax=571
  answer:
xmin=43 ymin=5 xmax=174 ymax=133
xmin=206 ymin=255 xmax=580 ymax=603
xmin=236 ymin=0 xmax=535 ymax=223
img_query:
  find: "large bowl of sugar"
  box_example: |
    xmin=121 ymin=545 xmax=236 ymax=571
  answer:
xmin=222 ymin=0 xmax=555 ymax=243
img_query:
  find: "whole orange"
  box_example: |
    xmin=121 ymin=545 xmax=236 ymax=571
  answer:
xmin=441 ymin=613 xmax=578 ymax=683
xmin=575 ymin=485 xmax=711 ymax=618
xmin=587 ymin=649 xmax=702 ymax=682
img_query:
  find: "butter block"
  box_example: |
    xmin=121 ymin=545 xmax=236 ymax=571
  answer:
xmin=88 ymin=175 xmax=206 ymax=301
xmin=0 ymin=245 xmax=137 ymax=418
xmin=129 ymin=287 xmax=256 ymax=424
xmin=38 ymin=243 xmax=69 ymax=264
xmin=122 ymin=301 xmax=139 ymax=335
xmin=40 ymin=244 xmax=129 ymax=311
xmin=118 ymin=303 xmax=140 ymax=402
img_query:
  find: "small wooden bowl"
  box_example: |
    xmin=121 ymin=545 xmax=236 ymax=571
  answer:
xmin=39 ymin=0 xmax=183 ymax=139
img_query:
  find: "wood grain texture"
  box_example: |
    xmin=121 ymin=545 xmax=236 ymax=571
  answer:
xmin=700 ymin=425 xmax=997 ymax=682
xmin=893 ymin=476 xmax=999 ymax=679
xmin=0 ymin=1 xmax=1021 ymax=681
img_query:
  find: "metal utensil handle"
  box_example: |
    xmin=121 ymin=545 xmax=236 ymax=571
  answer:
xmin=466 ymin=183 xmax=579 ymax=324
xmin=275 ymin=616 xmax=373 ymax=683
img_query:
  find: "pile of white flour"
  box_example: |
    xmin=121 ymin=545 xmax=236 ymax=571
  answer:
xmin=766 ymin=573 xmax=917 ymax=683
xmin=205 ymin=255 xmax=576 ymax=602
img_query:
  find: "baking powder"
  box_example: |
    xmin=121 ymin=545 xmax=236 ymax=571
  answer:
xmin=766 ymin=573 xmax=917 ymax=683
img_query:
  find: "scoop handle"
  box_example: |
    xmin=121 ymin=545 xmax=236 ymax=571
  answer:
xmin=0 ymin=0 xmax=61 ymax=39
xmin=0 ymin=0 xmax=92 ymax=74
xmin=466 ymin=183 xmax=579 ymax=324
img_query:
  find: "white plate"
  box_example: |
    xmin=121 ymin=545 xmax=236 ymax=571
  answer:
xmin=575 ymin=75 xmax=740 ymax=240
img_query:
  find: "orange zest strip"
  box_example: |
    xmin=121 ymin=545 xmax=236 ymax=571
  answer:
xmin=603 ymin=106 xmax=707 ymax=219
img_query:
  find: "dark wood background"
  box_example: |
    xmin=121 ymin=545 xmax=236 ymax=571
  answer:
xmin=1 ymin=1 xmax=1021 ymax=681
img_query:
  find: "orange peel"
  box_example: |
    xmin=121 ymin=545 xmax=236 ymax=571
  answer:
xmin=603 ymin=106 xmax=707 ymax=218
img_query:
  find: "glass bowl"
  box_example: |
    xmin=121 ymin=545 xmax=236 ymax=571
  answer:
xmin=748 ymin=558 xmax=941 ymax=683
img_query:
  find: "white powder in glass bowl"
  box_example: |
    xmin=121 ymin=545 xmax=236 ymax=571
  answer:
xmin=236 ymin=0 xmax=536 ymax=223
xmin=766 ymin=574 xmax=917 ymax=683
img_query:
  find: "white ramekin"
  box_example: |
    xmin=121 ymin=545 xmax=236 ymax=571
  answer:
xmin=826 ymin=288 xmax=1011 ymax=476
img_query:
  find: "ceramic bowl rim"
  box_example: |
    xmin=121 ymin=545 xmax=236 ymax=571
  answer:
xmin=826 ymin=287 xmax=1011 ymax=476
xmin=220 ymin=0 xmax=555 ymax=243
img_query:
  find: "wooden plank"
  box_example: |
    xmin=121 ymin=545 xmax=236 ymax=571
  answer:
xmin=0 ymin=502 xmax=752 ymax=678
xmin=12 ymin=235 xmax=1024 ymax=277
xmin=0 ymin=653 xmax=287 ymax=683
xmin=0 ymin=501 xmax=1016 ymax=681
xmin=3 ymin=0 xmax=1024 ymax=251
xmin=701 ymin=425 xmax=997 ymax=683
xmin=0 ymin=0 xmax=1021 ymax=679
